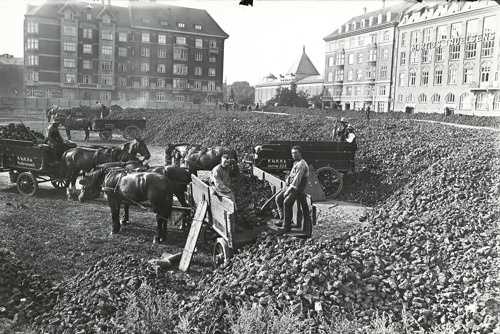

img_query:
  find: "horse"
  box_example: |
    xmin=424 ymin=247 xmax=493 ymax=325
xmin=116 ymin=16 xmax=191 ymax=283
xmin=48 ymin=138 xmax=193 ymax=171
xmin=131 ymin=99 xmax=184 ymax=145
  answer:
xmin=60 ymin=138 xmax=151 ymax=200
xmin=184 ymin=146 xmax=239 ymax=176
xmin=61 ymin=115 xmax=92 ymax=141
xmin=164 ymin=143 xmax=203 ymax=166
xmin=78 ymin=167 xmax=174 ymax=243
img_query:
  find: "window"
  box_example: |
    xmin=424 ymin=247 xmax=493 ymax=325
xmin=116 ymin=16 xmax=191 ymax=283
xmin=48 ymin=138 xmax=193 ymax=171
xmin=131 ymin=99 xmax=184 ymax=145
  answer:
xmin=173 ymin=78 xmax=187 ymax=88
xmin=348 ymin=38 xmax=355 ymax=47
xmin=42 ymin=89 xmax=52 ymax=98
xmin=141 ymin=77 xmax=149 ymax=87
xmin=396 ymin=94 xmax=403 ymax=103
xmin=348 ymin=54 xmax=354 ymax=64
xmin=368 ymin=49 xmax=376 ymax=61
xmin=482 ymin=16 xmax=495 ymax=57
xmin=410 ymin=50 xmax=418 ymax=64
xmin=358 ymin=36 xmax=364 ymax=46
xmin=409 ymin=70 xmax=416 ymax=86
xmin=27 ymin=55 xmax=38 ymax=66
xmin=378 ymin=102 xmax=386 ymax=112
xmin=118 ymin=77 xmax=127 ymax=86
xmin=63 ymin=89 xmax=74 ymax=99
xmin=335 ymin=69 xmax=344 ymax=81
xmin=465 ymin=19 xmax=478 ymax=58
xmin=160 ymin=20 xmax=168 ymax=26
xmin=355 ymin=86 xmax=361 ymax=96
xmin=400 ymin=52 xmax=406 ymax=65
xmin=445 ymin=93 xmax=455 ymax=103
xmin=142 ymin=33 xmax=150 ymax=42
xmin=382 ymin=48 xmax=388 ymax=60
xmin=459 ymin=93 xmax=471 ymax=110
xmin=398 ymin=73 xmax=404 ymax=86
xmin=27 ymin=22 xmax=38 ymax=34
xmin=174 ymin=95 xmax=185 ymax=102
xmin=63 ymin=42 xmax=76 ymax=52
xmin=463 ymin=67 xmax=473 ymax=84
xmin=63 ymin=58 xmax=76 ymax=68
xmin=208 ymin=68 xmax=216 ymax=77
xmin=336 ymin=54 xmax=344 ymax=65
xmin=476 ymin=93 xmax=488 ymax=110
xmin=347 ymin=69 xmax=353 ymax=81
xmin=101 ymin=61 xmax=113 ymax=71
xmin=209 ymin=40 xmax=217 ymax=48
xmin=157 ymin=92 xmax=166 ymax=101
xmin=194 ymin=80 xmax=202 ymax=90
xmin=209 ymin=55 xmax=216 ymax=63
xmin=345 ymin=87 xmax=352 ymax=96
xmin=118 ymin=32 xmax=127 ymax=42
xmin=422 ymin=49 xmax=430 ymax=63
xmin=481 ymin=64 xmax=491 ymax=82
xmin=493 ymin=94 xmax=500 ymax=111
xmin=176 ymin=37 xmax=187 ymax=45
xmin=119 ymin=47 xmax=127 ymax=57
xmin=383 ymin=30 xmax=390 ymax=41
xmin=83 ymin=44 xmax=92 ymax=54
xmin=86 ymin=13 xmax=91 ymax=20
xmin=83 ymin=75 xmax=92 ymax=84
xmin=410 ymin=30 xmax=419 ymax=46
xmin=118 ymin=62 xmax=126 ymax=72
xmin=64 ymin=12 xmax=73 ymax=19
xmin=401 ymin=33 xmax=407 ymax=47
xmin=449 ymin=44 xmax=461 ymax=60
xmin=158 ymin=49 xmax=166 ymax=58
xmin=83 ymin=60 xmax=92 ymax=69
xmin=118 ymin=92 xmax=127 ymax=101
xmin=141 ymin=47 xmax=150 ymax=57
xmin=83 ymin=28 xmax=92 ymax=38
xmin=157 ymin=64 xmax=166 ymax=73
xmin=173 ymin=64 xmax=188 ymax=75
xmin=406 ymin=94 xmax=414 ymax=103
xmin=357 ymin=53 xmax=363 ymax=63
xmin=194 ymin=67 xmax=202 ymax=75
xmin=448 ymin=66 xmax=457 ymax=84
xmin=178 ymin=22 xmax=185 ymax=28
xmin=27 ymin=38 xmax=38 ymax=50
xmin=435 ymin=46 xmax=444 ymax=62
xmin=449 ymin=22 xmax=461 ymax=60
xmin=437 ymin=25 xmax=447 ymax=41
xmin=421 ymin=68 xmax=429 ymax=85
xmin=366 ymin=66 xmax=374 ymax=79
xmin=194 ymin=52 xmax=202 ymax=61
xmin=102 ymin=46 xmax=113 ymax=55
xmin=141 ymin=63 xmax=150 ymax=72
xmin=208 ymin=81 xmax=216 ymax=91
xmin=195 ymin=38 xmax=203 ymax=48
xmin=101 ymin=76 xmax=113 ymax=85
xmin=26 ymin=71 xmax=38 ymax=81
xmin=140 ymin=92 xmax=149 ymax=101
xmin=63 ymin=26 xmax=76 ymax=36
xmin=157 ymin=78 xmax=165 ymax=87
xmin=431 ymin=94 xmax=440 ymax=103
xmin=327 ymin=72 xmax=333 ymax=82
xmin=418 ymin=93 xmax=427 ymax=103
xmin=65 ymin=73 xmax=76 ymax=83
xmin=158 ymin=34 xmax=166 ymax=44
xmin=379 ymin=85 xmax=386 ymax=95
xmin=102 ymin=30 xmax=113 ymax=40
xmin=434 ymin=68 xmax=443 ymax=85
xmin=356 ymin=69 xmax=362 ymax=80
xmin=175 ymin=48 xmax=188 ymax=60
xmin=195 ymin=24 xmax=202 ymax=30
xmin=142 ymin=18 xmax=151 ymax=24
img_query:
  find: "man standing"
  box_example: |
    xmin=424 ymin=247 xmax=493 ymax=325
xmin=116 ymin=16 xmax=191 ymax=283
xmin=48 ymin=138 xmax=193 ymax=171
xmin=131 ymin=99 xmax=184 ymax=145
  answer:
xmin=275 ymin=146 xmax=309 ymax=234
xmin=210 ymin=154 xmax=237 ymax=210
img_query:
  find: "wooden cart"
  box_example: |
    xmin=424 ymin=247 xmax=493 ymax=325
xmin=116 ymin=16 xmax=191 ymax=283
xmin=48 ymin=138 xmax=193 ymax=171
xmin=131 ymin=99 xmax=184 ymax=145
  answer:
xmin=253 ymin=140 xmax=357 ymax=199
xmin=0 ymin=138 xmax=76 ymax=196
xmin=94 ymin=118 xmax=147 ymax=141
xmin=179 ymin=167 xmax=316 ymax=270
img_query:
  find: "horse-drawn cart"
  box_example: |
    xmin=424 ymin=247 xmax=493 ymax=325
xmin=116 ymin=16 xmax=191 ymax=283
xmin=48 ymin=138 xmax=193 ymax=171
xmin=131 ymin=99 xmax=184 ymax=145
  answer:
xmin=179 ymin=167 xmax=316 ymax=270
xmin=0 ymin=138 xmax=76 ymax=196
xmin=94 ymin=118 xmax=147 ymax=141
xmin=253 ymin=140 xmax=357 ymax=199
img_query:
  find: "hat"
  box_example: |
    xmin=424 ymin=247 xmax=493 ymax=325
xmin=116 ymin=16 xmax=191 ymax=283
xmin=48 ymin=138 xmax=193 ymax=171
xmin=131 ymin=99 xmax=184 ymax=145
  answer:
xmin=340 ymin=117 xmax=348 ymax=123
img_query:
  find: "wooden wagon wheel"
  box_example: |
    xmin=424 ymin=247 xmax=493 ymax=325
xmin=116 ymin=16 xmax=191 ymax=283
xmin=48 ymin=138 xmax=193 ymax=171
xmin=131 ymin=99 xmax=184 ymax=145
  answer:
xmin=200 ymin=223 xmax=218 ymax=251
xmin=50 ymin=177 xmax=69 ymax=189
xmin=213 ymin=238 xmax=232 ymax=268
xmin=17 ymin=172 xmax=38 ymax=196
xmin=316 ymin=167 xmax=343 ymax=198
xmin=123 ymin=126 xmax=141 ymax=140
xmin=99 ymin=130 xmax=112 ymax=140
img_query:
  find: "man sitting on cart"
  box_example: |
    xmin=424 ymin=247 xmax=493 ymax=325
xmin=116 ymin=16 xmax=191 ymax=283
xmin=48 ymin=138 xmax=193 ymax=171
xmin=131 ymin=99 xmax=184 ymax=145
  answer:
xmin=45 ymin=120 xmax=65 ymax=164
xmin=210 ymin=154 xmax=237 ymax=208
xmin=275 ymin=145 xmax=310 ymax=234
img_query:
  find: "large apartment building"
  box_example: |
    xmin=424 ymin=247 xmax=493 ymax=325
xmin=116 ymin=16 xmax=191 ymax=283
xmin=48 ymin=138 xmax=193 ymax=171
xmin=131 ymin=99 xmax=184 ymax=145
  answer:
xmin=322 ymin=2 xmax=418 ymax=112
xmin=394 ymin=1 xmax=500 ymax=115
xmin=24 ymin=0 xmax=228 ymax=104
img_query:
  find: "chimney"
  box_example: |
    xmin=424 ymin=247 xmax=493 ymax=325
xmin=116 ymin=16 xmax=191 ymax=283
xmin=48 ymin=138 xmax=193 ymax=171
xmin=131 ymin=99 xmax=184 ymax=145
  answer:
xmin=363 ymin=7 xmax=367 ymax=13
xmin=382 ymin=0 xmax=385 ymax=8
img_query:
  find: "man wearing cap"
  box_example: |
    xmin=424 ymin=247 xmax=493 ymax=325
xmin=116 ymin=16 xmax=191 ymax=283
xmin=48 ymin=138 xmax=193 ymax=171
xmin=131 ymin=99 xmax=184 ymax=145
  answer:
xmin=335 ymin=117 xmax=350 ymax=141
xmin=46 ymin=121 xmax=64 ymax=146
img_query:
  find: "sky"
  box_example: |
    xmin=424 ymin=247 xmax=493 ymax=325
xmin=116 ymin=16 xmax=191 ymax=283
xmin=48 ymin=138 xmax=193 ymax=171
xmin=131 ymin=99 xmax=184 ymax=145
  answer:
xmin=0 ymin=0 xmax=405 ymax=86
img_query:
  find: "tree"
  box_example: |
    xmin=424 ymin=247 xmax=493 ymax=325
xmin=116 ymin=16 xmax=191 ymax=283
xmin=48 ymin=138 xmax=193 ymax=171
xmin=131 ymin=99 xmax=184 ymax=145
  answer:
xmin=227 ymin=81 xmax=254 ymax=105
xmin=267 ymin=86 xmax=309 ymax=108
xmin=309 ymin=94 xmax=322 ymax=109
xmin=229 ymin=88 xmax=235 ymax=102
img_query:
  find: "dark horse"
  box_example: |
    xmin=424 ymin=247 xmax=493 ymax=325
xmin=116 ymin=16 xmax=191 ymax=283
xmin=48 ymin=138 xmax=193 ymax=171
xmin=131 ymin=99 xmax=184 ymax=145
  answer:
xmin=60 ymin=138 xmax=151 ymax=200
xmin=78 ymin=167 xmax=173 ymax=243
xmin=48 ymin=108 xmax=92 ymax=141
xmin=184 ymin=146 xmax=239 ymax=176
xmin=164 ymin=143 xmax=203 ymax=166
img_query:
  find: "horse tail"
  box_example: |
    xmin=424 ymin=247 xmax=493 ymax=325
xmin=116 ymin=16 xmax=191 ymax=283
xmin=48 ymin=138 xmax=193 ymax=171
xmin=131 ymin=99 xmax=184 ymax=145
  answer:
xmin=60 ymin=150 xmax=68 ymax=177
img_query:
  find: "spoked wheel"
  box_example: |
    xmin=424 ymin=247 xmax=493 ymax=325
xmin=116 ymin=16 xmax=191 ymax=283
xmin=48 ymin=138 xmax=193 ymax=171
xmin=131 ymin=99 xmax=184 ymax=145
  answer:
xmin=316 ymin=167 xmax=343 ymax=198
xmin=17 ymin=172 xmax=38 ymax=196
xmin=99 ymin=130 xmax=112 ymax=140
xmin=50 ymin=177 xmax=69 ymax=189
xmin=123 ymin=126 xmax=140 ymax=140
xmin=213 ymin=238 xmax=232 ymax=268
xmin=201 ymin=223 xmax=218 ymax=252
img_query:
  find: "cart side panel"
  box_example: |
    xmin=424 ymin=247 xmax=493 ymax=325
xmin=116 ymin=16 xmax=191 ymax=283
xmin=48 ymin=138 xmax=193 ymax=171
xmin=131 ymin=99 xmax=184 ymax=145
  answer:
xmin=0 ymin=140 xmax=48 ymax=170
xmin=94 ymin=119 xmax=147 ymax=131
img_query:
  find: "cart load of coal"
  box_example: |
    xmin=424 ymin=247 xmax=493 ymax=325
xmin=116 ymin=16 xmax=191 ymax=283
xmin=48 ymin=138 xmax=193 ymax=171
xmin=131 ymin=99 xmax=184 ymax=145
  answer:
xmin=0 ymin=123 xmax=45 ymax=142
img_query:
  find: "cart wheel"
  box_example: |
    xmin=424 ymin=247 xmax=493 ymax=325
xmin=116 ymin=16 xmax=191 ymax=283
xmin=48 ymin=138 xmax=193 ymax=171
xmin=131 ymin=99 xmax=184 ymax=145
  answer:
xmin=17 ymin=172 xmax=38 ymax=196
xmin=201 ymin=224 xmax=218 ymax=251
xmin=99 ymin=130 xmax=112 ymax=140
xmin=123 ymin=126 xmax=140 ymax=140
xmin=316 ymin=167 xmax=343 ymax=198
xmin=51 ymin=177 xmax=69 ymax=189
xmin=213 ymin=238 xmax=232 ymax=268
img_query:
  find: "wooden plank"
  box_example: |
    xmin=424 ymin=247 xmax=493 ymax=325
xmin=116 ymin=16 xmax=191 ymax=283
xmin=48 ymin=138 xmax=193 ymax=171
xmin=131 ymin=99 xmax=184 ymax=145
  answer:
xmin=304 ymin=166 xmax=326 ymax=202
xmin=179 ymin=201 xmax=207 ymax=271
xmin=189 ymin=174 xmax=211 ymax=208
xmin=208 ymin=192 xmax=234 ymax=247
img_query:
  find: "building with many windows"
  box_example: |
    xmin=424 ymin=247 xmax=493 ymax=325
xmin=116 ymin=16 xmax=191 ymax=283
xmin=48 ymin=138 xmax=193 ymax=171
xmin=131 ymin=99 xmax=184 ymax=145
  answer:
xmin=322 ymin=2 xmax=418 ymax=112
xmin=393 ymin=1 xmax=500 ymax=115
xmin=24 ymin=0 xmax=228 ymax=104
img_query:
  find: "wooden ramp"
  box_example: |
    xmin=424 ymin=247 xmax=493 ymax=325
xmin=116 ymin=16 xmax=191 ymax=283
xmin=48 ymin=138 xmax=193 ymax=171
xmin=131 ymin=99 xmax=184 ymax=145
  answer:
xmin=179 ymin=201 xmax=207 ymax=272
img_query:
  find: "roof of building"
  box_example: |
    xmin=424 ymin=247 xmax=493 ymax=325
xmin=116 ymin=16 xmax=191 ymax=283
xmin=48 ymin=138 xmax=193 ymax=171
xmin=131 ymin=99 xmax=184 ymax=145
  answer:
xmin=296 ymin=74 xmax=323 ymax=85
xmin=324 ymin=1 xmax=420 ymax=41
xmin=286 ymin=46 xmax=320 ymax=76
xmin=0 ymin=54 xmax=23 ymax=66
xmin=26 ymin=0 xmax=228 ymax=38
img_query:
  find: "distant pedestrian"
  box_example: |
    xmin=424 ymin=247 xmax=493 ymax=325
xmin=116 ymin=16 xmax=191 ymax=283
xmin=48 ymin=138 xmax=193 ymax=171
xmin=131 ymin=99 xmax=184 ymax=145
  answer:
xmin=365 ymin=106 xmax=371 ymax=121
